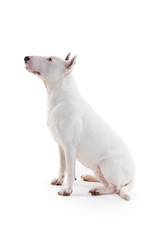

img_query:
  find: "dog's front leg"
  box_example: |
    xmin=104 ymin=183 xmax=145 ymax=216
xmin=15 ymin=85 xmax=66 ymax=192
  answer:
xmin=58 ymin=145 xmax=76 ymax=196
xmin=51 ymin=146 xmax=66 ymax=186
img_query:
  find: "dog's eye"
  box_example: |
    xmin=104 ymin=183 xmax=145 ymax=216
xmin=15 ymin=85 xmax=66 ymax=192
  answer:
xmin=47 ymin=58 xmax=52 ymax=61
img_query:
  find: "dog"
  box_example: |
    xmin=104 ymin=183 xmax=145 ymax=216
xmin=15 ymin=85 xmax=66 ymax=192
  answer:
xmin=24 ymin=53 xmax=135 ymax=200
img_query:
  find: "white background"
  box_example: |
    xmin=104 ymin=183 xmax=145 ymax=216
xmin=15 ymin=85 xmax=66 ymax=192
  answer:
xmin=0 ymin=0 xmax=160 ymax=239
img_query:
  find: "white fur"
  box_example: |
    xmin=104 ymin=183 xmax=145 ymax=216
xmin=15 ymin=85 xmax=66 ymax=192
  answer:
xmin=25 ymin=54 xmax=135 ymax=200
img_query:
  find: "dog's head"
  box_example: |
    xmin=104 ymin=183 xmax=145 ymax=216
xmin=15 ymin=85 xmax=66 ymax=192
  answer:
xmin=24 ymin=53 xmax=77 ymax=89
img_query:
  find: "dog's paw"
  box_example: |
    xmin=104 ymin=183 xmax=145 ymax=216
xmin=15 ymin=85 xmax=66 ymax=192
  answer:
xmin=58 ymin=188 xmax=72 ymax=196
xmin=81 ymin=174 xmax=89 ymax=181
xmin=51 ymin=178 xmax=64 ymax=186
xmin=88 ymin=188 xmax=100 ymax=196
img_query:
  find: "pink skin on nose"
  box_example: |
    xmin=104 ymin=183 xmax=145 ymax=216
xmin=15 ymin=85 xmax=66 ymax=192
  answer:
xmin=25 ymin=60 xmax=31 ymax=71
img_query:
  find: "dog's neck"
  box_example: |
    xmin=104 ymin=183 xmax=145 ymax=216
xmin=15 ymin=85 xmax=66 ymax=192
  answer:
xmin=46 ymin=74 xmax=82 ymax=110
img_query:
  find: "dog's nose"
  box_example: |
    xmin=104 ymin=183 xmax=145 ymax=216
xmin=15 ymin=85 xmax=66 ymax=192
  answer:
xmin=24 ymin=56 xmax=30 ymax=63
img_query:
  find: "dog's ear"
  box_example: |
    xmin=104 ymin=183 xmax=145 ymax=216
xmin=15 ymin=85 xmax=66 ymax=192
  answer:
xmin=65 ymin=55 xmax=77 ymax=70
xmin=65 ymin=52 xmax=71 ymax=61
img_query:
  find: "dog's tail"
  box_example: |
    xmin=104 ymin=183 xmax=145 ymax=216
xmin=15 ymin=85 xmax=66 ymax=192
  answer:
xmin=119 ymin=181 xmax=134 ymax=201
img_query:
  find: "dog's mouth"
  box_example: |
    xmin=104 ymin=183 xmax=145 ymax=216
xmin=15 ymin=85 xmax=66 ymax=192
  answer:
xmin=25 ymin=67 xmax=41 ymax=75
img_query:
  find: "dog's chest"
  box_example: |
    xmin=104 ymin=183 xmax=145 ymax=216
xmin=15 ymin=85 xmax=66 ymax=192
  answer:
xmin=47 ymin=108 xmax=63 ymax=146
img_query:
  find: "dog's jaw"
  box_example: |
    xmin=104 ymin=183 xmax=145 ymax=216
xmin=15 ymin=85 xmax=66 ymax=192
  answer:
xmin=25 ymin=67 xmax=41 ymax=75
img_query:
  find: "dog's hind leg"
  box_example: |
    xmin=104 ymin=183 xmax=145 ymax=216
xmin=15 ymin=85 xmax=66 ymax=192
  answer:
xmin=81 ymin=174 xmax=100 ymax=182
xmin=97 ymin=159 xmax=133 ymax=200
xmin=88 ymin=164 xmax=119 ymax=196
xmin=89 ymin=185 xmax=119 ymax=195
xmin=81 ymin=163 xmax=107 ymax=183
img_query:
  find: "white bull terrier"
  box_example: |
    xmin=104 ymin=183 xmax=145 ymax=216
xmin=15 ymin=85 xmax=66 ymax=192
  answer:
xmin=24 ymin=53 xmax=135 ymax=200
